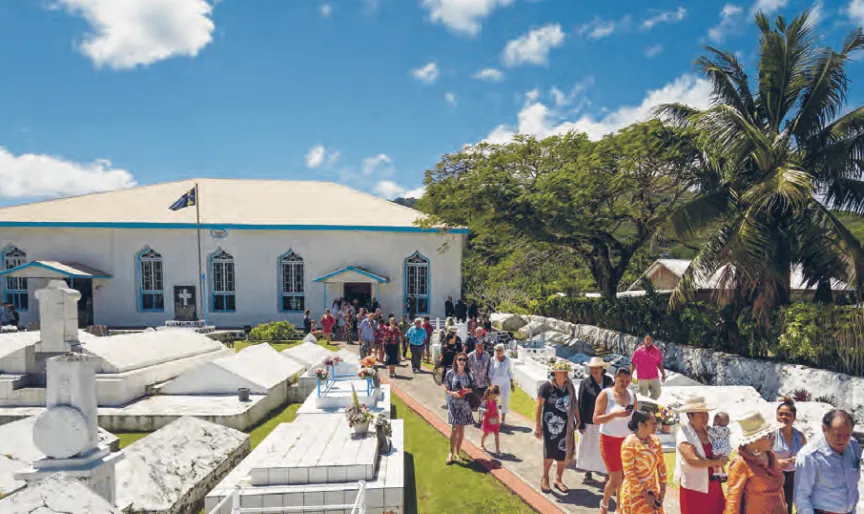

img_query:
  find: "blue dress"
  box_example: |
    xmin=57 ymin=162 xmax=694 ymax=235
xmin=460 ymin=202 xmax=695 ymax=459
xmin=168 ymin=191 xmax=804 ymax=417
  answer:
xmin=774 ymin=427 xmax=804 ymax=514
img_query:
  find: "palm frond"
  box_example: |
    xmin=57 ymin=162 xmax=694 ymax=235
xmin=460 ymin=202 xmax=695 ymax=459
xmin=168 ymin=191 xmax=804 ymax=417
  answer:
xmin=668 ymin=187 xmax=733 ymax=238
xmin=652 ymin=103 xmax=701 ymax=126
xmin=669 ymin=221 xmax=737 ymax=310
xmin=740 ymin=166 xmax=813 ymax=212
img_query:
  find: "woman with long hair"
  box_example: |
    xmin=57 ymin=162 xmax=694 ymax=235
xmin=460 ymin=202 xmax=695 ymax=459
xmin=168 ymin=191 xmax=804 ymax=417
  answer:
xmin=619 ymin=409 xmax=667 ymax=514
xmin=593 ymin=367 xmax=637 ymax=513
xmin=444 ymin=352 xmax=474 ymax=464
xmin=773 ymin=398 xmax=806 ymax=514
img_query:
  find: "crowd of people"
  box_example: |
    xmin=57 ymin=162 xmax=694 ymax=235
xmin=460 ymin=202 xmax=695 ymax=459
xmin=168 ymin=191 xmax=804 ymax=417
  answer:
xmin=302 ymin=299 xmax=861 ymax=514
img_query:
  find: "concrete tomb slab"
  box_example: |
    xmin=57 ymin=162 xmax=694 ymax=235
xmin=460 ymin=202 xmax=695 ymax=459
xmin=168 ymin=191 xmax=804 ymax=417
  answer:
xmin=115 ymin=416 xmax=250 ymax=514
xmin=281 ymin=342 xmax=333 ymax=368
xmin=0 ymin=473 xmax=122 ymax=514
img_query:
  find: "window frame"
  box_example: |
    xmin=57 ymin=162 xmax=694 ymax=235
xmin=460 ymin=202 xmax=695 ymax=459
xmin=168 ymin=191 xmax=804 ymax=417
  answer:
xmin=404 ymin=251 xmax=430 ymax=315
xmin=210 ymin=249 xmax=236 ymax=313
xmin=279 ymin=250 xmax=305 ymax=313
xmin=2 ymin=246 xmax=29 ymax=311
xmin=137 ymin=248 xmax=165 ymax=313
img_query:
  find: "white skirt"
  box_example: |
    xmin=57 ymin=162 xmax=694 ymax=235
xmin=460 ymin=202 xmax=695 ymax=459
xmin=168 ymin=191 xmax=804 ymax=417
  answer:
xmin=490 ymin=377 xmax=511 ymax=414
xmin=574 ymin=424 xmax=606 ymax=473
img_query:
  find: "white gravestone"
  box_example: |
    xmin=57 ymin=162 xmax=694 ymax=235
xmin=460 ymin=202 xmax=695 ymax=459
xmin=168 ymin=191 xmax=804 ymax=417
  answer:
xmin=34 ymin=280 xmax=81 ymax=354
xmin=15 ymin=354 xmax=124 ymax=505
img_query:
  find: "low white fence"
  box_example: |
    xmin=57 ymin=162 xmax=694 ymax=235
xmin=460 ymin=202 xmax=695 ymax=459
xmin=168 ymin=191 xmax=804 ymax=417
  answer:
xmin=208 ymin=480 xmax=367 ymax=514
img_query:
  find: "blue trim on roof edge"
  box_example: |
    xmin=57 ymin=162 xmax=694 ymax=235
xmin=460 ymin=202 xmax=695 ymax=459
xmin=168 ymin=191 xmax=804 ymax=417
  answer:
xmin=0 ymin=261 xmax=113 ymax=279
xmin=0 ymin=221 xmax=469 ymax=234
xmin=313 ymin=266 xmax=389 ymax=283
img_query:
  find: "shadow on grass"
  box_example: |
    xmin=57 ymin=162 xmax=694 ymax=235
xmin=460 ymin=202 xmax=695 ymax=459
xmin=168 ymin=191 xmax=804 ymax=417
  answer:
xmin=403 ymin=452 xmax=419 ymax=514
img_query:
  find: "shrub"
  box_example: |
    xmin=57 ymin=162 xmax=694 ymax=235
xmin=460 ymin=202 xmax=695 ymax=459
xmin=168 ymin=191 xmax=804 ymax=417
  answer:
xmin=249 ymin=321 xmax=297 ymax=342
xmin=791 ymin=389 xmax=812 ymax=402
xmin=814 ymin=395 xmax=836 ymax=405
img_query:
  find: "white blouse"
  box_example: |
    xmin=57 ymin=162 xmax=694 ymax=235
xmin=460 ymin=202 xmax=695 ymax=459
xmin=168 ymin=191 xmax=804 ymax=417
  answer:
xmin=488 ymin=356 xmax=513 ymax=383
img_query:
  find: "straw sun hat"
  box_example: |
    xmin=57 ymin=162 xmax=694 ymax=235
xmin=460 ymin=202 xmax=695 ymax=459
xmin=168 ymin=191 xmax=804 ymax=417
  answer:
xmin=674 ymin=396 xmax=717 ymax=413
xmin=736 ymin=411 xmax=783 ymax=447
xmin=585 ymin=357 xmax=608 ymax=368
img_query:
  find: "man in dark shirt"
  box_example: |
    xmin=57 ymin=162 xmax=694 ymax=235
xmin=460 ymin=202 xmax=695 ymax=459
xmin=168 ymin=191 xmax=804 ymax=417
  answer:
xmin=467 ymin=300 xmax=478 ymax=320
xmin=454 ymin=299 xmax=467 ymax=323
xmin=444 ymin=296 xmax=455 ymax=318
xmin=576 ymin=357 xmax=614 ymax=481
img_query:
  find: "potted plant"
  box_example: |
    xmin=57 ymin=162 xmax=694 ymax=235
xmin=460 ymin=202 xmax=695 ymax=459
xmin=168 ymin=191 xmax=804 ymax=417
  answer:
xmin=323 ymin=356 xmax=343 ymax=368
xmin=655 ymin=405 xmax=677 ymax=434
xmin=314 ymin=367 xmax=330 ymax=381
xmin=375 ymin=413 xmax=392 ymax=453
xmin=360 ymin=356 xmax=377 ymax=367
xmin=358 ymin=366 xmax=380 ymax=390
xmin=345 ymin=385 xmax=374 ymax=435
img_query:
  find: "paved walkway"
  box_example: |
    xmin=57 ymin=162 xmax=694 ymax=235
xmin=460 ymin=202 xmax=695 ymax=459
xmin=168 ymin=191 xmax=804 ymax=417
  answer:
xmin=338 ymin=342 xmax=681 ymax=514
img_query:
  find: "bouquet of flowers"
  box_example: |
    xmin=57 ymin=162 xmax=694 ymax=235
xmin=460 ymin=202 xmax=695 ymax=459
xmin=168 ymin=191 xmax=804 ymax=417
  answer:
xmin=323 ymin=356 xmax=343 ymax=367
xmin=375 ymin=413 xmax=392 ymax=436
xmin=314 ymin=367 xmax=330 ymax=380
xmin=358 ymin=367 xmax=377 ymax=380
xmin=655 ymin=405 xmax=677 ymax=426
xmin=360 ymin=356 xmax=377 ymax=367
xmin=345 ymin=385 xmax=374 ymax=427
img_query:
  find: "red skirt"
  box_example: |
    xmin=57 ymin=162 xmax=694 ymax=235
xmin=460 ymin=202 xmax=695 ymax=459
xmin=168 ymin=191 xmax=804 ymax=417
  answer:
xmin=599 ymin=433 xmax=625 ymax=473
xmin=680 ymin=480 xmax=725 ymax=514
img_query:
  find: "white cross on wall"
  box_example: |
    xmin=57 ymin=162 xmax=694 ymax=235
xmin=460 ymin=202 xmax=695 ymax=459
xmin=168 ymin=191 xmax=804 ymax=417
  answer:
xmin=178 ymin=289 xmax=192 ymax=306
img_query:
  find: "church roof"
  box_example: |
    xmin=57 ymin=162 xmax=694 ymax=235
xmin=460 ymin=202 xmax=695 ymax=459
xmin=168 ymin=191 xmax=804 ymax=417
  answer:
xmin=0 ymin=179 xmax=465 ymax=234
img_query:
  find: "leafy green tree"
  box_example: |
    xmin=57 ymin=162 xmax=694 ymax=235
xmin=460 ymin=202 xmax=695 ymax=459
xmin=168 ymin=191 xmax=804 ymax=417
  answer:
xmin=655 ymin=12 xmax=864 ymax=322
xmin=419 ymin=120 xmax=704 ymax=300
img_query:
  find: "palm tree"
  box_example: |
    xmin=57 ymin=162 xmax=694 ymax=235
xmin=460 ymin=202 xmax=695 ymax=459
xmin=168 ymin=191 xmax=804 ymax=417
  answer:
xmin=655 ymin=11 xmax=864 ymax=323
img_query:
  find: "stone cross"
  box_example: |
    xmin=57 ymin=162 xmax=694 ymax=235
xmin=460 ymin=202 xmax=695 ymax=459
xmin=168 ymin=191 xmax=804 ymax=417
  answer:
xmin=34 ymin=280 xmax=81 ymax=354
xmin=178 ymin=288 xmax=192 ymax=306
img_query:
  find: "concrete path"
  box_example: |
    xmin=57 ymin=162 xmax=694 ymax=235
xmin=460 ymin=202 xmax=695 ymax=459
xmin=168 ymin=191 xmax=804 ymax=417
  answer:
xmin=336 ymin=342 xmax=681 ymax=514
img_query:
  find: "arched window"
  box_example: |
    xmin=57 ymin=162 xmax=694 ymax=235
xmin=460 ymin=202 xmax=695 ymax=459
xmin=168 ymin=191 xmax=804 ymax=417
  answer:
xmin=405 ymin=251 xmax=429 ymax=315
xmin=280 ymin=250 xmax=304 ymax=312
xmin=211 ymin=250 xmax=236 ymax=312
xmin=3 ymin=246 xmax=28 ymax=310
xmin=138 ymin=248 xmax=164 ymax=312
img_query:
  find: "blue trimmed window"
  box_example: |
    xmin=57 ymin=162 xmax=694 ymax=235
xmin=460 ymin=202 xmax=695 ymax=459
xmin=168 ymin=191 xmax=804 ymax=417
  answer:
xmin=3 ymin=247 xmax=28 ymax=311
xmin=280 ymin=251 xmax=304 ymax=312
xmin=138 ymin=248 xmax=164 ymax=312
xmin=405 ymin=252 xmax=429 ymax=315
xmin=211 ymin=250 xmax=236 ymax=312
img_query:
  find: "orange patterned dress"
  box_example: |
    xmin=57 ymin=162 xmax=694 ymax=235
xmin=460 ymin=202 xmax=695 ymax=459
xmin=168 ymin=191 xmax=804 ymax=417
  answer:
xmin=619 ymin=434 xmax=667 ymax=514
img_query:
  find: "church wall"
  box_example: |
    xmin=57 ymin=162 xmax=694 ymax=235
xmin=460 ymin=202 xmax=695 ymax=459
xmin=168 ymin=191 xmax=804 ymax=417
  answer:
xmin=0 ymin=227 xmax=463 ymax=328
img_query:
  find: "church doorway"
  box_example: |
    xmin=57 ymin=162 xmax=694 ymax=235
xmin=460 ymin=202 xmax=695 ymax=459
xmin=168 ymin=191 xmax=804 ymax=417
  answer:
xmin=65 ymin=278 xmax=94 ymax=328
xmin=343 ymin=283 xmax=372 ymax=310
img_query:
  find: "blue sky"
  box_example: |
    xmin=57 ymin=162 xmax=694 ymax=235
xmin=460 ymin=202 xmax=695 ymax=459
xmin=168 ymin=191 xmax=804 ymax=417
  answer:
xmin=0 ymin=0 xmax=859 ymax=204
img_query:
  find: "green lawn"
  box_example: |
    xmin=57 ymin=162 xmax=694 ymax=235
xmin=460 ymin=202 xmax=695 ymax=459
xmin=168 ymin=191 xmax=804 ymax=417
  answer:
xmin=391 ymin=394 xmax=536 ymax=514
xmin=116 ymin=432 xmax=148 ymax=449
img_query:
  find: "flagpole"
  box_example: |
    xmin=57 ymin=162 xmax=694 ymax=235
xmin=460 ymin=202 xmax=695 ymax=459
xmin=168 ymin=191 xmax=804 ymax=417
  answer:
xmin=195 ymin=183 xmax=205 ymax=323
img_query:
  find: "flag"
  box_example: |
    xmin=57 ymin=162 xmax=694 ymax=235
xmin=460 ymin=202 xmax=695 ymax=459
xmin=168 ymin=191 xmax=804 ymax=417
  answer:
xmin=169 ymin=188 xmax=196 ymax=211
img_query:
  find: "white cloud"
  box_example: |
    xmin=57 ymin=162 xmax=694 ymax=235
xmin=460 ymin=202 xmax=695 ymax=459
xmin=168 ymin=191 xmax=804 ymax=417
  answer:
xmin=0 ymin=147 xmax=136 ymax=198
xmin=751 ymin=0 xmax=788 ymax=15
xmin=807 ymin=1 xmax=823 ymax=26
xmin=373 ymin=181 xmax=425 ymax=199
xmin=502 ymin=24 xmax=566 ymax=68
xmin=320 ymin=4 xmax=332 ymax=17
xmin=549 ymin=77 xmax=594 ymax=107
xmin=850 ymin=0 xmax=864 ymax=24
xmin=411 ymin=61 xmax=440 ymax=84
xmin=55 ymin=0 xmax=215 ymax=70
xmin=577 ymin=16 xmax=631 ymax=40
xmin=707 ymin=4 xmax=744 ymax=43
xmin=420 ymin=0 xmax=514 ymax=36
xmin=472 ymin=67 xmax=504 ymax=82
xmin=305 ymin=145 xmax=340 ymax=169
xmin=362 ymin=154 xmax=393 ymax=175
xmin=445 ymin=92 xmax=457 ymax=107
xmin=485 ymin=74 xmax=713 ymax=144
xmin=646 ymin=44 xmax=664 ymax=58
xmin=641 ymin=7 xmax=687 ymax=30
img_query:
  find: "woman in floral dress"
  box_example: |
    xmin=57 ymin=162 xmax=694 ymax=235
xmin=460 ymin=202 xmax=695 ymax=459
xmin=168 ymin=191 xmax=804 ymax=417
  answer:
xmin=534 ymin=361 xmax=579 ymax=494
xmin=620 ymin=410 xmax=667 ymax=514
xmin=444 ymin=353 xmax=475 ymax=464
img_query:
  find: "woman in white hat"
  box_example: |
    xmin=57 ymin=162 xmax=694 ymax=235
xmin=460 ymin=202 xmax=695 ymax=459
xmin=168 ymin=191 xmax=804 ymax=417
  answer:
xmin=674 ymin=396 xmax=729 ymax=514
xmin=489 ymin=344 xmax=515 ymax=425
xmin=725 ymin=411 xmax=787 ymax=514
xmin=575 ymin=356 xmax=614 ymax=483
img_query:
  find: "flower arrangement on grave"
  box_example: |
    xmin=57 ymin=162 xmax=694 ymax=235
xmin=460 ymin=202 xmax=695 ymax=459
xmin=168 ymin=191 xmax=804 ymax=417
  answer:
xmin=548 ymin=356 xmax=558 ymax=366
xmin=375 ymin=413 xmax=393 ymax=453
xmin=360 ymin=356 xmax=377 ymax=368
xmin=550 ymin=360 xmax=573 ymax=372
xmin=358 ymin=367 xmax=377 ymax=380
xmin=314 ymin=367 xmax=330 ymax=380
xmin=345 ymin=384 xmax=374 ymax=429
xmin=655 ymin=405 xmax=678 ymax=431
xmin=375 ymin=413 xmax=392 ymax=436
xmin=509 ymin=349 xmax=518 ymax=359
xmin=323 ymin=356 xmax=343 ymax=367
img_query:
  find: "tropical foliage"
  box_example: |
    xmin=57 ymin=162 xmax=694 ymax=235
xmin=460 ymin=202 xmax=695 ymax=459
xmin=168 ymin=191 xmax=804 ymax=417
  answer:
xmin=248 ymin=321 xmax=298 ymax=342
xmin=655 ymin=12 xmax=864 ymax=323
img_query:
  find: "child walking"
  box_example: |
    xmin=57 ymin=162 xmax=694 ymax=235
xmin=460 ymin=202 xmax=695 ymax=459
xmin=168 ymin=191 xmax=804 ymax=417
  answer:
xmin=708 ymin=411 xmax=732 ymax=482
xmin=480 ymin=385 xmax=502 ymax=454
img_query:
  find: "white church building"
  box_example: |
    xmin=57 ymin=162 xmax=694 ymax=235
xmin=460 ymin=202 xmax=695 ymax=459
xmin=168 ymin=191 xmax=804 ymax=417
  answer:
xmin=0 ymin=179 xmax=465 ymax=328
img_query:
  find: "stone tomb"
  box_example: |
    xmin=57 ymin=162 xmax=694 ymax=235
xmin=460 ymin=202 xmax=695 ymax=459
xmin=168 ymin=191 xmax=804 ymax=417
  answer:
xmin=0 ymin=473 xmax=122 ymax=514
xmin=206 ymin=413 xmax=405 ymax=514
xmin=115 ymin=416 xmax=250 ymax=514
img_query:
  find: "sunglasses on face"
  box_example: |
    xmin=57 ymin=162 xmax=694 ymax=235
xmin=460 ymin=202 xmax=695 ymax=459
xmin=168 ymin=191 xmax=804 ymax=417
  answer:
xmin=456 ymin=358 xmax=467 ymax=362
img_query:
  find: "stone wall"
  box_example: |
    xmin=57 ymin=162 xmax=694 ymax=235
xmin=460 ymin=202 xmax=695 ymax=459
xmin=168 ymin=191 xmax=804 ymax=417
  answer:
xmin=498 ymin=313 xmax=864 ymax=423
